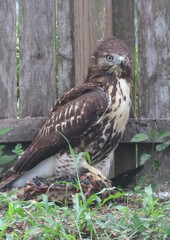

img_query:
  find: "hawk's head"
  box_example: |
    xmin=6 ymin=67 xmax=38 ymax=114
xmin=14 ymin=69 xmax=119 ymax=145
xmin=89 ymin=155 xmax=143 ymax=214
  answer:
xmin=87 ymin=36 xmax=132 ymax=80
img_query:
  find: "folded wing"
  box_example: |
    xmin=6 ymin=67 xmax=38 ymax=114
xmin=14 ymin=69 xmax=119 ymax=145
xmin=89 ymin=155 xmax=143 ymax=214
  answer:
xmin=12 ymin=84 xmax=110 ymax=174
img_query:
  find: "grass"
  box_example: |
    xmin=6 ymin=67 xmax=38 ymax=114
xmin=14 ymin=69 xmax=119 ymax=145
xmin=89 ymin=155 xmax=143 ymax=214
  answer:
xmin=0 ymin=4 xmax=167 ymax=240
xmin=0 ymin=182 xmax=169 ymax=239
xmin=0 ymin=130 xmax=170 ymax=239
xmin=2 ymin=14 xmax=170 ymax=238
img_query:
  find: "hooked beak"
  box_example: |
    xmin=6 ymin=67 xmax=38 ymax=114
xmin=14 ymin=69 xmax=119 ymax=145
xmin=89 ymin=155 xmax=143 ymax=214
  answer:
xmin=117 ymin=56 xmax=125 ymax=69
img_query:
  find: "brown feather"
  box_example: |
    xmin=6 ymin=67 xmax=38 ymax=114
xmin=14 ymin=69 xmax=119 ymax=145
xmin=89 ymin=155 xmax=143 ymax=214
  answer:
xmin=13 ymin=86 xmax=110 ymax=173
xmin=1 ymin=36 xmax=133 ymax=190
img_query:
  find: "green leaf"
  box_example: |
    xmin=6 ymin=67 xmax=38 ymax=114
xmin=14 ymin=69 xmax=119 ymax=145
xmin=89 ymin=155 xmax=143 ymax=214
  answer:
xmin=12 ymin=143 xmax=23 ymax=156
xmin=8 ymin=202 xmax=14 ymax=222
xmin=84 ymin=193 xmax=98 ymax=207
xmin=0 ymin=155 xmax=16 ymax=165
xmin=144 ymin=184 xmax=153 ymax=196
xmin=0 ymin=145 xmax=5 ymax=151
xmin=158 ymin=131 xmax=170 ymax=139
xmin=0 ymin=128 xmax=12 ymax=136
xmin=72 ymin=194 xmax=83 ymax=222
xmin=42 ymin=194 xmax=49 ymax=213
xmin=151 ymin=130 xmax=158 ymax=140
xmin=0 ymin=219 xmax=6 ymax=231
xmin=84 ymin=151 xmax=91 ymax=165
xmin=140 ymin=153 xmax=151 ymax=164
xmin=76 ymin=152 xmax=83 ymax=164
xmin=131 ymin=133 xmax=149 ymax=142
xmin=131 ymin=214 xmax=146 ymax=233
xmin=152 ymin=160 xmax=161 ymax=171
xmin=102 ymin=192 xmax=125 ymax=205
xmin=56 ymin=129 xmax=76 ymax=160
xmin=68 ymin=144 xmax=76 ymax=160
xmin=156 ymin=141 xmax=170 ymax=152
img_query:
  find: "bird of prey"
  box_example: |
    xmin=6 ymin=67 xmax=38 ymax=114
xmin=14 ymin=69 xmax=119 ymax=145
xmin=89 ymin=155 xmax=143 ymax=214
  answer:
xmin=0 ymin=36 xmax=133 ymax=190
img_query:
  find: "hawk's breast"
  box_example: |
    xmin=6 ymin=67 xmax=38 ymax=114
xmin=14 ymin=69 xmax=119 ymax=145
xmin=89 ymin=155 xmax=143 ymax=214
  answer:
xmin=81 ymin=78 xmax=131 ymax=164
xmin=111 ymin=78 xmax=131 ymax=133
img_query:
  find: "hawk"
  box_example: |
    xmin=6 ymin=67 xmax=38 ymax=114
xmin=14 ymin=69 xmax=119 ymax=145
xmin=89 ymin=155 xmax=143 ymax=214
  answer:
xmin=0 ymin=36 xmax=133 ymax=190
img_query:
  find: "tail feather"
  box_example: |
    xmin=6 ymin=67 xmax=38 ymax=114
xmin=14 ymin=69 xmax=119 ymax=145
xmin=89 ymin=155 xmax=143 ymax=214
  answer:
xmin=0 ymin=148 xmax=36 ymax=191
xmin=14 ymin=147 xmax=37 ymax=173
xmin=110 ymin=165 xmax=144 ymax=188
xmin=0 ymin=173 xmax=20 ymax=191
xmin=0 ymin=163 xmax=144 ymax=191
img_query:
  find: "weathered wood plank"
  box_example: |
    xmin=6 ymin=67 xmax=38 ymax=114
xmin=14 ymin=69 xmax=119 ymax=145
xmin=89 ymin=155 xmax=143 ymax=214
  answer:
xmin=137 ymin=0 xmax=170 ymax=181
xmin=138 ymin=0 xmax=170 ymax=118
xmin=57 ymin=0 xmax=74 ymax=97
xmin=122 ymin=118 xmax=170 ymax=142
xmin=112 ymin=0 xmax=136 ymax=176
xmin=138 ymin=144 xmax=170 ymax=183
xmin=112 ymin=0 xmax=135 ymax=115
xmin=19 ymin=0 xmax=56 ymax=117
xmin=114 ymin=143 xmax=136 ymax=175
xmin=0 ymin=117 xmax=45 ymax=143
xmin=0 ymin=0 xmax=17 ymax=119
xmin=73 ymin=0 xmax=113 ymax=177
xmin=112 ymin=0 xmax=135 ymax=56
xmin=115 ymin=144 xmax=140 ymax=187
xmin=73 ymin=0 xmax=113 ymax=85
xmin=1 ymin=118 xmax=169 ymax=143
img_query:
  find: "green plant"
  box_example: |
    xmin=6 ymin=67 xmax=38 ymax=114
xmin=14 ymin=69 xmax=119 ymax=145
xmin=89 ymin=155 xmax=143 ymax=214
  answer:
xmin=0 ymin=129 xmax=169 ymax=239
xmin=0 ymin=128 xmax=24 ymax=174
xmin=131 ymin=130 xmax=170 ymax=172
xmin=132 ymin=184 xmax=170 ymax=239
xmin=0 ymin=141 xmax=170 ymax=239
xmin=12 ymin=143 xmax=23 ymax=157
xmin=0 ymin=128 xmax=15 ymax=168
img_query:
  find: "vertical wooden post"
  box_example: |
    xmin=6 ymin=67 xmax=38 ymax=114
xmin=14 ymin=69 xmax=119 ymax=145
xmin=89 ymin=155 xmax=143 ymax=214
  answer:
xmin=138 ymin=0 xmax=170 ymax=118
xmin=0 ymin=0 xmax=16 ymax=119
xmin=73 ymin=0 xmax=113 ymax=176
xmin=137 ymin=0 xmax=170 ymax=181
xmin=19 ymin=0 xmax=56 ymax=117
xmin=57 ymin=0 xmax=74 ymax=97
xmin=73 ymin=0 xmax=113 ymax=86
xmin=112 ymin=0 xmax=136 ymax=177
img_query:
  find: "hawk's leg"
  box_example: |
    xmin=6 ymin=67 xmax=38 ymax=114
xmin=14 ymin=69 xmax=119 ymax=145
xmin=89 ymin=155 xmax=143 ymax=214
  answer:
xmin=78 ymin=160 xmax=112 ymax=188
xmin=79 ymin=159 xmax=108 ymax=181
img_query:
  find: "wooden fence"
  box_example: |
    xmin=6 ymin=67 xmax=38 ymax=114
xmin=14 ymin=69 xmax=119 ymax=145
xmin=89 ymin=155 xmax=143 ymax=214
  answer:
xmin=0 ymin=0 xmax=169 ymax=181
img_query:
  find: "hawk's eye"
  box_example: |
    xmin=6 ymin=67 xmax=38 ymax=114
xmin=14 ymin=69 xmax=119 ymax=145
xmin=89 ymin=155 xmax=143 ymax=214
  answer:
xmin=106 ymin=55 xmax=114 ymax=62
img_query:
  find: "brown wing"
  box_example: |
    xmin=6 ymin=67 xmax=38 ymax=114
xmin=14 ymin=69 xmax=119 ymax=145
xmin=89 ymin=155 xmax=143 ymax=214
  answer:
xmin=13 ymin=84 xmax=110 ymax=174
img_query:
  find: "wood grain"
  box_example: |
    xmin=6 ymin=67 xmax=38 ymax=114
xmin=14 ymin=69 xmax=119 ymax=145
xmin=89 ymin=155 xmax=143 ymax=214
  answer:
xmin=0 ymin=1 xmax=169 ymax=181
xmin=138 ymin=0 xmax=170 ymax=118
xmin=1 ymin=118 xmax=169 ymax=143
xmin=0 ymin=0 xmax=17 ymax=119
xmin=112 ymin=0 xmax=135 ymax=57
xmin=19 ymin=0 xmax=56 ymax=117
xmin=112 ymin=0 xmax=136 ymax=116
xmin=73 ymin=0 xmax=113 ymax=85
xmin=57 ymin=0 xmax=74 ymax=97
xmin=114 ymin=144 xmax=136 ymax=176
xmin=138 ymin=144 xmax=170 ymax=182
xmin=112 ymin=0 xmax=136 ymax=176
xmin=137 ymin=0 xmax=170 ymax=181
xmin=73 ymin=0 xmax=113 ymax=177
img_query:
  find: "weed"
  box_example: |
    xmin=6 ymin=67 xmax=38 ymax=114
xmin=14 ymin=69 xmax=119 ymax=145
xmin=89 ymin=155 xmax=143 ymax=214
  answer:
xmin=0 ymin=128 xmax=24 ymax=175
xmin=0 ymin=144 xmax=169 ymax=239
xmin=131 ymin=130 xmax=170 ymax=172
xmin=0 ymin=129 xmax=169 ymax=239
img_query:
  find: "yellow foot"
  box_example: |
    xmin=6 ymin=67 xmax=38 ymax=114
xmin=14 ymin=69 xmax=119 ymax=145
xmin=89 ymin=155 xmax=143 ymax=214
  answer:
xmin=79 ymin=160 xmax=107 ymax=179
